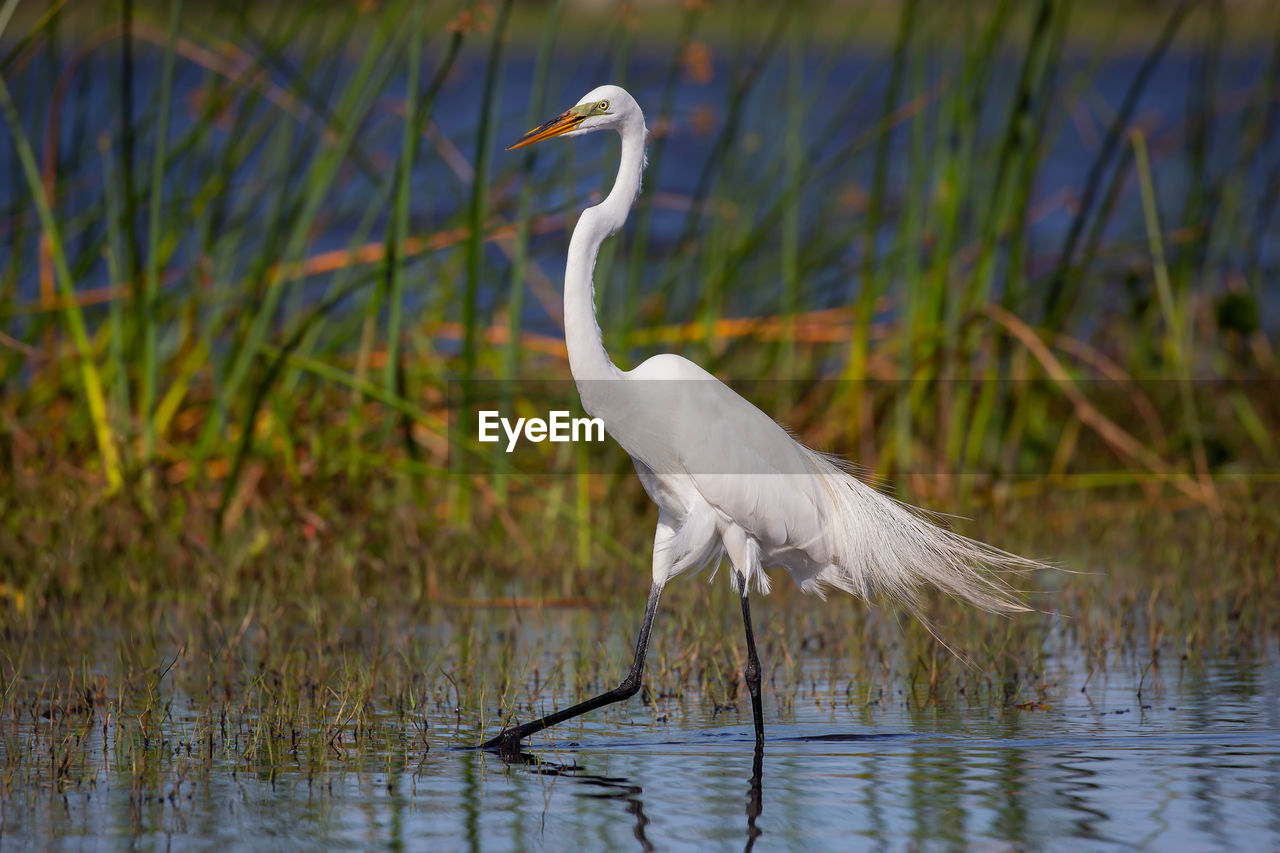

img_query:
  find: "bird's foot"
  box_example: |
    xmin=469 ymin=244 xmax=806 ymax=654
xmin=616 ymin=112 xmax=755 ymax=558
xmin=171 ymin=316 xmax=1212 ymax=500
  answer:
xmin=478 ymin=729 xmax=525 ymax=758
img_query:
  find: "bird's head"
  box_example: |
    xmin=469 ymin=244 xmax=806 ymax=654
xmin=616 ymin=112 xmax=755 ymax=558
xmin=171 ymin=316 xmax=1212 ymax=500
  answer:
xmin=507 ymin=84 xmax=640 ymax=150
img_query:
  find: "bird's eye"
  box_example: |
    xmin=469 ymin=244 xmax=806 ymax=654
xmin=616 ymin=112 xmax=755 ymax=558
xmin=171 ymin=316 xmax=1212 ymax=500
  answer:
xmin=598 ymin=100 xmax=609 ymax=112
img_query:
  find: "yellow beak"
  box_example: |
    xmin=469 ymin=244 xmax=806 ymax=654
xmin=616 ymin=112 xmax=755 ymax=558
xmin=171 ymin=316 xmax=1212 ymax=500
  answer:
xmin=507 ymin=110 xmax=586 ymax=150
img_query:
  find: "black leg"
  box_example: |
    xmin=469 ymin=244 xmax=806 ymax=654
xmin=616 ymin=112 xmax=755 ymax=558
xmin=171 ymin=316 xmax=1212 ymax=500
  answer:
xmin=480 ymin=582 xmax=664 ymax=755
xmin=739 ymin=587 xmax=764 ymax=743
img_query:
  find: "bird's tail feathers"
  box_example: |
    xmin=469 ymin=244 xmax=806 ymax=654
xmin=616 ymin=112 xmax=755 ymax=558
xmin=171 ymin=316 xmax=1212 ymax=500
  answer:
xmin=802 ymin=448 xmax=1044 ymax=617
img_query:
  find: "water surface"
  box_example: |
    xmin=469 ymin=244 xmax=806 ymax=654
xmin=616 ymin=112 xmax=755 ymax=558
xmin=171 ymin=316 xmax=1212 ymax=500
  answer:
xmin=6 ymin=643 xmax=1277 ymax=850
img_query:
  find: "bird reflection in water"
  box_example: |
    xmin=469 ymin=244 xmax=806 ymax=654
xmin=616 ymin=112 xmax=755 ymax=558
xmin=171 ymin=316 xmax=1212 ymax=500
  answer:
xmin=501 ymin=747 xmax=654 ymax=852
xmin=745 ymin=742 xmax=764 ymax=851
xmin=499 ymin=741 xmax=767 ymax=852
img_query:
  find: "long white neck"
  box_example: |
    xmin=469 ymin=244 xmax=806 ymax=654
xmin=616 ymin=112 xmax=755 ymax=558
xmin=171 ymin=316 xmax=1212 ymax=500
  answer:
xmin=563 ymin=116 xmax=646 ymax=385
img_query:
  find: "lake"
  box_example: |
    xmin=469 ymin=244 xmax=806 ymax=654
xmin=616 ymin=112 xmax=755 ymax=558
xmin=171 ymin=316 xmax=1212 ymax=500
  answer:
xmin=5 ymin=629 xmax=1277 ymax=850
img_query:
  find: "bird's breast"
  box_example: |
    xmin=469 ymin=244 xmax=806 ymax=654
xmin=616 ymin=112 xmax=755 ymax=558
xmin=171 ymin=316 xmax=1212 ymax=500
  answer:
xmin=633 ymin=460 xmax=711 ymax=521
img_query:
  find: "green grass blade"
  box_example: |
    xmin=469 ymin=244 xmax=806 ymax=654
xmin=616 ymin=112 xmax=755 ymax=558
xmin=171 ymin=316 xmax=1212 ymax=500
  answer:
xmin=0 ymin=71 xmax=121 ymax=490
xmin=458 ymin=0 xmax=514 ymax=522
xmin=196 ymin=21 xmax=398 ymax=459
xmin=381 ymin=0 xmax=425 ymax=460
xmin=142 ymin=0 xmax=184 ymax=467
xmin=1132 ymin=128 xmax=1216 ymax=505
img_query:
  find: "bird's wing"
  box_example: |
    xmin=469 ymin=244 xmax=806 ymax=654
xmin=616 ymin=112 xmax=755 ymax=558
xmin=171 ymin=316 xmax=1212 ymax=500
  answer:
xmin=615 ymin=354 xmax=833 ymax=558
xmin=611 ymin=355 xmax=1038 ymax=612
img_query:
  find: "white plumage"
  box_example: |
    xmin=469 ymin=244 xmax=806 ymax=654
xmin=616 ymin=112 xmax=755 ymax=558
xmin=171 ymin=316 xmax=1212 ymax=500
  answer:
xmin=595 ymin=351 xmax=1036 ymax=612
xmin=556 ymin=84 xmax=1037 ymax=612
xmin=482 ymin=84 xmax=1043 ymax=753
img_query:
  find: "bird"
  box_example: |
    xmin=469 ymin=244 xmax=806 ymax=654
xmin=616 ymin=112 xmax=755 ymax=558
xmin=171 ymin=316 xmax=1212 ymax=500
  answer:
xmin=480 ymin=84 xmax=1044 ymax=755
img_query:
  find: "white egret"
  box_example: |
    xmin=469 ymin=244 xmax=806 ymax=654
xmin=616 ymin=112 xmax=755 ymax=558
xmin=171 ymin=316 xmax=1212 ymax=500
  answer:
xmin=481 ymin=85 xmax=1043 ymax=755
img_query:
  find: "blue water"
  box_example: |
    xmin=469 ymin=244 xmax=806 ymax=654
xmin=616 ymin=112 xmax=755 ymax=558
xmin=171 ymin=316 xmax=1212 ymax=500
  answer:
xmin=5 ymin=645 xmax=1277 ymax=850
xmin=3 ymin=35 xmax=1277 ymax=338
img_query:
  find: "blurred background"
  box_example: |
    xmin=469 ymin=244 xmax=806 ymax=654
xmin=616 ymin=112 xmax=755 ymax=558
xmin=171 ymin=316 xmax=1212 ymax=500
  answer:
xmin=1 ymin=0 xmax=1278 ymax=606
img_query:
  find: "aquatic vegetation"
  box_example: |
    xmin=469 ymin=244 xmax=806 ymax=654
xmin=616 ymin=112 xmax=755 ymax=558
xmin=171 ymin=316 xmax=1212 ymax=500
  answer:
xmin=1 ymin=0 xmax=1278 ymax=844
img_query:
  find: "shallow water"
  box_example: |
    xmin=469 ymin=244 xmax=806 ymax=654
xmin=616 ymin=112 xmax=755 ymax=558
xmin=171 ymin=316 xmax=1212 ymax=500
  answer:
xmin=5 ymin=643 xmax=1278 ymax=851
